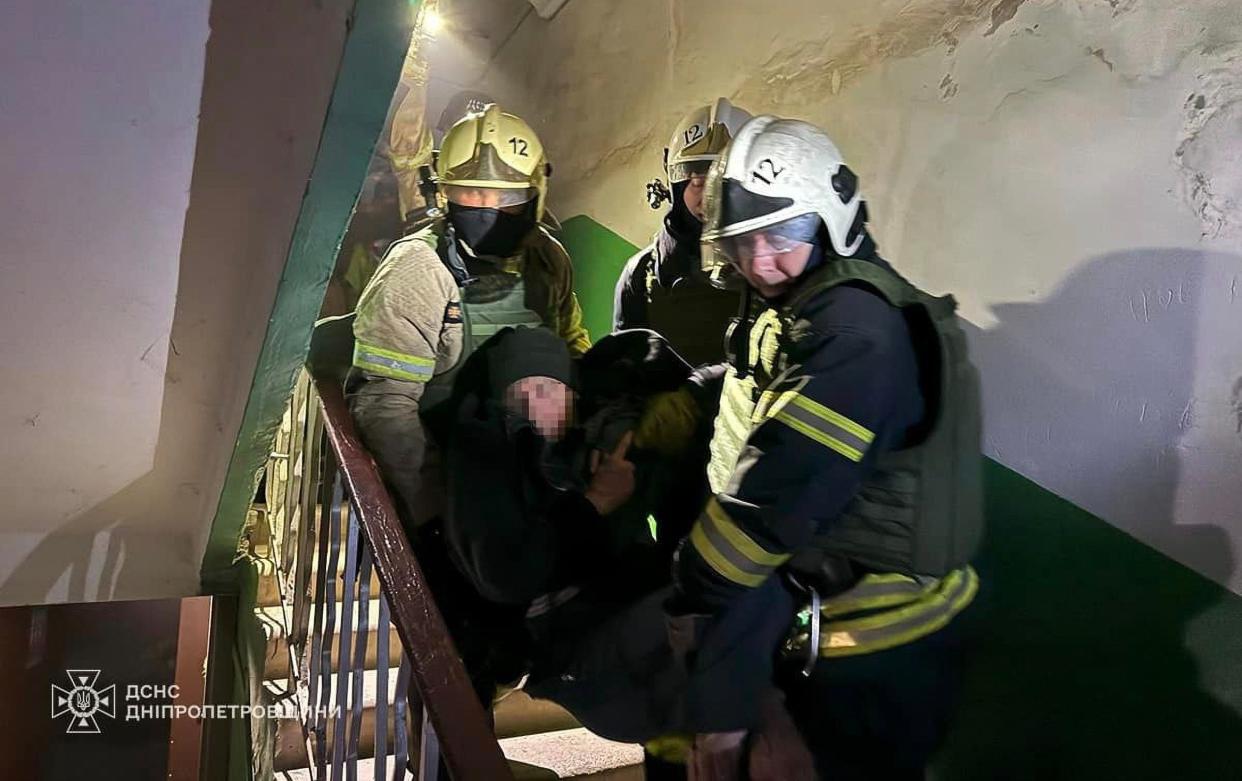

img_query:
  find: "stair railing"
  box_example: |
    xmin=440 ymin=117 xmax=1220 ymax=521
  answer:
xmin=268 ymin=365 xmax=513 ymax=781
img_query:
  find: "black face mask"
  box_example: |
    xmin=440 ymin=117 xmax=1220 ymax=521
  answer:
xmin=448 ymin=201 xmax=537 ymax=259
xmin=666 ymin=180 xmax=704 ymax=247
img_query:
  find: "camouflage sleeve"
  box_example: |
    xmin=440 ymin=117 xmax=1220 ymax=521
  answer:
xmin=348 ymin=239 xmax=462 ymax=524
xmin=539 ymin=231 xmax=593 ymax=356
xmin=559 ymin=291 xmax=592 ymax=358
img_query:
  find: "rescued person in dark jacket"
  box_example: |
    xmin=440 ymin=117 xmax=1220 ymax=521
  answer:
xmin=425 ymin=325 xmax=797 ymax=747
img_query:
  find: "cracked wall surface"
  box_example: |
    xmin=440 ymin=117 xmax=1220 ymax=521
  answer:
xmin=485 ymin=0 xmax=1242 ymax=592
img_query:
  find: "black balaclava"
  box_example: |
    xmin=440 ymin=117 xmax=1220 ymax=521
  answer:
xmin=654 ymin=180 xmax=707 ymax=286
xmin=449 ymin=199 xmax=537 ymax=259
xmin=666 ymin=180 xmax=704 ymax=246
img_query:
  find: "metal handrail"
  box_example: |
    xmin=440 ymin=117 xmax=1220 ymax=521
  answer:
xmin=263 ymin=365 xmax=513 ymax=780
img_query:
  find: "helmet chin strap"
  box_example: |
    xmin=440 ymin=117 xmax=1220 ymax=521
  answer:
xmin=797 ymin=238 xmax=828 ymax=278
xmin=731 ymin=285 xmax=754 ymax=380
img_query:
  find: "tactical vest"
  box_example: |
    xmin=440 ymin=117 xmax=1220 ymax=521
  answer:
xmin=708 ymin=259 xmax=983 ymax=580
xmin=640 ymin=243 xmax=741 ymax=367
xmin=419 ymin=238 xmax=544 ymax=412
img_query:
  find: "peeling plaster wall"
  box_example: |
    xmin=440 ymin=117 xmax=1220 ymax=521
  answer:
xmin=484 ymin=0 xmax=1242 ymax=593
xmin=0 ymin=0 xmax=355 ymax=606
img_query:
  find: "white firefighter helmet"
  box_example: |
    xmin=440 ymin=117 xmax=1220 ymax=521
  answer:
xmin=701 ymin=116 xmax=867 ymax=285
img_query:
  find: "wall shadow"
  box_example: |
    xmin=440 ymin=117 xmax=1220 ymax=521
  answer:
xmin=935 ymin=247 xmax=1242 ymax=779
xmin=0 ymin=0 xmax=355 ymax=606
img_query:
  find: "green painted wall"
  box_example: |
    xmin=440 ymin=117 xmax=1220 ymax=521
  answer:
xmin=559 ymin=214 xmax=1242 ymax=779
xmin=560 ymin=215 xmax=643 ymax=340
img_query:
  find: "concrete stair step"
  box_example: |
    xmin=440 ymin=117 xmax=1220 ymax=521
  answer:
xmin=277 ymin=729 xmax=642 ymax=780
xmin=276 ymin=755 xmax=412 ymax=780
xmin=500 ymin=728 xmax=644 ymax=780
xmin=272 ymin=682 xmax=580 ymax=771
xmin=261 ymin=599 xmax=401 ymax=680
xmin=271 ymin=668 xmax=575 ymax=736
xmin=277 ymin=756 xmax=597 ymax=780
xmin=495 ymin=691 xmax=580 ymax=740
xmin=257 ymin=550 xmax=384 ymax=609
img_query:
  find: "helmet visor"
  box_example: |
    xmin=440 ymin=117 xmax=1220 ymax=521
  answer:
xmin=709 ymin=213 xmax=821 ymax=266
xmin=444 ymin=185 xmax=535 ymax=210
xmin=668 ymin=159 xmax=713 ymax=184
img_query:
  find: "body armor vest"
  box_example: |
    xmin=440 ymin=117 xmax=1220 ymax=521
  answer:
xmin=419 ymin=245 xmax=544 ymax=412
xmin=708 ymin=259 xmax=983 ymax=578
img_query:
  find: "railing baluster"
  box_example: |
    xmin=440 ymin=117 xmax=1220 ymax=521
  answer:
xmin=282 ymin=375 xmax=309 ymax=576
xmin=347 ymin=541 xmax=373 ymax=781
xmin=374 ymin=593 xmax=391 ymax=781
xmin=316 ymin=454 xmax=344 ymax=777
xmin=292 ymin=387 xmax=324 ymax=649
xmin=315 ymin=378 xmax=513 ymax=779
xmin=275 ymin=372 xmax=515 ymax=780
xmin=332 ymin=488 xmax=361 ymax=781
xmin=406 ymin=684 xmax=423 ymax=779
xmin=416 ymin=706 xmax=439 ymax=781
xmin=392 ymin=658 xmax=411 ymax=781
xmin=306 ymin=435 xmax=333 ymax=773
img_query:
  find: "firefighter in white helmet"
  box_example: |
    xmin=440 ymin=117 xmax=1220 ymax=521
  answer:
xmin=669 ymin=115 xmax=983 ymax=779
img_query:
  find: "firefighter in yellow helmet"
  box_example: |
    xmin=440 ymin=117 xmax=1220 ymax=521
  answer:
xmin=613 ymin=98 xmax=752 ymax=367
xmin=347 ymin=104 xmax=590 ymax=533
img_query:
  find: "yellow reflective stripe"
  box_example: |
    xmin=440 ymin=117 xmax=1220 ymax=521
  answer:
xmin=818 ymin=572 xmax=930 ymax=619
xmin=773 ymin=409 xmax=865 ymax=462
xmin=357 ymin=341 xmax=435 ymax=366
xmin=791 ymin=395 xmax=874 ymax=444
xmin=690 ymin=499 xmax=791 ymax=588
xmin=704 ymin=500 xmax=790 ymax=568
xmin=352 ymin=340 xmax=435 ymax=382
xmin=819 ymin=567 xmax=979 ymax=658
xmin=645 ymin=735 xmax=693 ymax=764
xmin=690 ymin=524 xmax=766 ymax=587
xmin=828 ymin=568 xmax=968 ymax=632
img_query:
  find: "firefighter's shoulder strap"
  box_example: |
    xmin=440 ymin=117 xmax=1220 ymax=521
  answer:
xmin=786 ymin=258 xmax=983 ymax=577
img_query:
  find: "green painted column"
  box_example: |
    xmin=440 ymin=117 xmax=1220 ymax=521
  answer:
xmin=200 ymin=0 xmax=418 ymax=593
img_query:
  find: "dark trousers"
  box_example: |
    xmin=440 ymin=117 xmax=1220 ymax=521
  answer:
xmin=637 ymin=603 xmax=974 ymax=781
xmin=526 ymin=580 xmax=795 ymax=742
xmin=412 ymin=523 xmax=530 ymax=708
xmin=777 ymin=604 xmax=974 ymax=781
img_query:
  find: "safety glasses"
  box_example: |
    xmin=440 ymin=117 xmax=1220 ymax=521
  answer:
xmin=444 ymin=185 xmax=535 ymax=209
xmin=668 ymin=159 xmax=713 ymax=183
